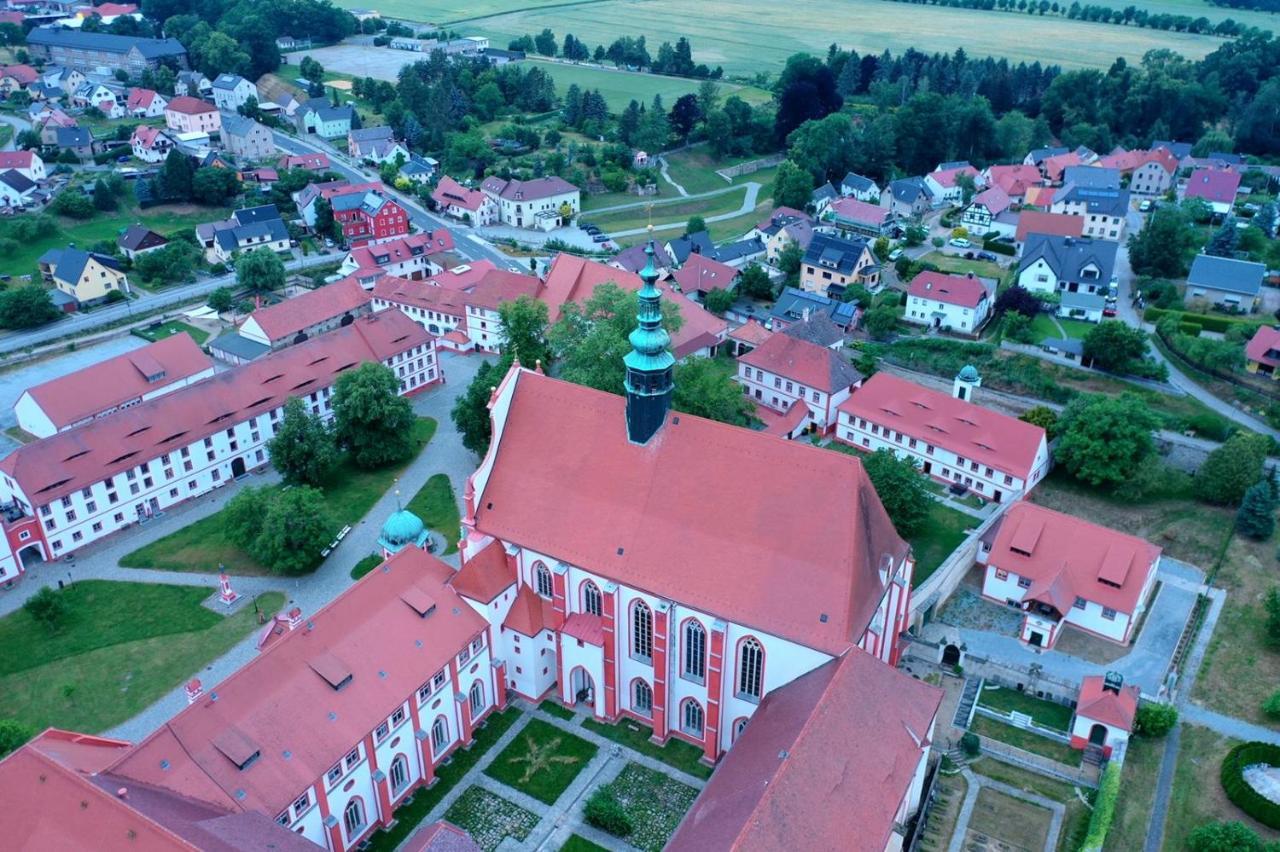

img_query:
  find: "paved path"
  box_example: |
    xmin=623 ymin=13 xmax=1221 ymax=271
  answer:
xmin=585 ymin=182 xmax=744 ymax=217
xmin=658 ymin=155 xmax=689 ymax=197
xmin=947 ymin=767 xmax=1064 ymax=852
xmin=1182 ymin=703 xmax=1280 ymax=744
xmin=0 ymin=112 xmax=30 ymax=151
xmin=608 ymin=181 xmax=761 ymax=239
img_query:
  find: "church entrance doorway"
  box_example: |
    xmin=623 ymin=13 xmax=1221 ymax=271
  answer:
xmin=1089 ymin=723 xmax=1108 ymax=746
xmin=942 ymin=644 xmax=961 ymax=666
xmin=570 ymin=667 xmax=595 ymax=707
xmin=1029 ymin=631 xmax=1044 ymax=647
xmin=17 ymin=544 xmax=43 ymax=571
xmin=231 ymin=457 xmax=247 ymax=479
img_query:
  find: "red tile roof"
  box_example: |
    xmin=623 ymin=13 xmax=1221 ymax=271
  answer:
xmin=432 ymin=176 xmax=488 ymax=212
xmin=908 ymin=271 xmax=989 ymax=309
xmin=476 ymin=368 xmax=907 ymax=655
xmin=838 ymin=373 xmax=1046 ymax=481
xmin=739 ymin=332 xmax=863 ymax=393
xmin=668 ymin=648 xmax=942 ymax=852
xmin=1185 ymin=168 xmax=1241 ymax=205
xmin=374 ymin=276 xmax=468 ymax=320
xmin=1016 ymin=211 xmax=1085 ymax=243
xmin=561 ymin=612 xmax=605 ymax=646
xmin=991 ymin=501 xmax=1161 ymax=614
xmin=29 ymin=728 xmax=132 ymax=774
xmin=245 ymin=277 xmax=371 ymax=342
xmin=752 ymin=399 xmax=809 ymax=437
xmin=671 ymin=252 xmax=738 ymax=294
xmin=1042 ymin=152 xmax=1083 ymax=182
xmin=452 ymin=539 xmax=515 ymax=603
xmin=345 ymin=232 xmax=456 ymax=273
xmin=0 ymin=150 xmax=35 ymax=170
xmin=1097 ymin=147 xmax=1178 ymax=175
xmin=278 ymin=153 xmax=330 ymax=170
xmin=929 ymin=164 xmax=979 ymax=188
xmin=107 ymin=546 xmax=487 ymax=817
xmin=132 ymin=124 xmax=169 ymax=149
xmin=166 ymin=95 xmax=216 ymax=116
xmin=1246 ymin=326 xmax=1280 ymax=368
xmin=402 ymin=820 xmax=483 ymax=852
xmin=21 ymin=332 xmax=212 ymax=431
xmin=985 ymin=164 xmax=1042 ymax=198
xmin=1075 ymin=676 xmax=1140 ymax=731
xmin=971 ymin=185 xmax=1012 ymax=217
xmin=0 ymin=63 xmax=36 ymax=84
xmin=126 ymin=87 xmax=160 ymax=111
xmin=480 ymin=175 xmax=578 ymax=201
xmin=729 ymin=321 xmax=772 ymax=346
xmin=502 ymin=583 xmax=558 ymax=636
xmin=1 ymin=313 xmax=428 ymax=506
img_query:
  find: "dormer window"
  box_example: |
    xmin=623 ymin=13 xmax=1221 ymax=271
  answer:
xmin=375 ymin=722 xmax=390 ymax=742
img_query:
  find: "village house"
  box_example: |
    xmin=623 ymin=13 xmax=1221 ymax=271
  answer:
xmin=749 ymin=207 xmax=814 ymax=264
xmin=294 ymin=179 xmax=378 ymax=226
xmin=339 ymin=231 xmax=454 ymax=286
xmin=727 ymin=319 xmax=772 ymax=357
xmin=884 ymin=176 xmax=933 ymax=218
xmin=961 ymin=186 xmax=1016 ymax=237
xmin=735 ymin=322 xmax=864 ymax=433
xmin=664 ymin=231 xmax=713 ymax=266
xmin=822 ymin=196 xmax=895 ymax=239
xmin=1184 ymin=167 xmax=1241 ymax=216
xmin=70 ymin=80 xmax=122 ymax=116
xmin=769 ymin=287 xmax=859 ymax=332
xmin=1097 ymin=147 xmax=1179 ymax=196
xmin=279 ymin=152 xmax=331 ymax=171
xmin=480 ymin=175 xmax=580 ymax=230
xmin=52 ymin=126 xmax=93 ymax=159
xmin=0 ymin=150 xmax=45 ymax=182
xmin=220 ymin=113 xmax=274 ymax=161
xmin=1186 ymin=254 xmax=1266 ymax=311
xmin=611 ymin=242 xmax=676 ymax=276
xmin=15 ymin=333 xmax=213 ymax=438
xmin=0 ymin=170 xmax=36 ymax=208
xmin=116 ymin=223 xmax=167 ymax=260
xmin=837 ymin=368 xmax=1050 ymax=503
xmin=840 ymin=171 xmax=880 ymax=202
xmin=1070 ymin=673 xmax=1141 ymax=758
xmin=348 ymin=126 xmax=410 ymax=165
xmin=924 ymin=161 xmax=983 ymax=206
xmin=799 ymin=232 xmax=879 ymax=297
xmin=1014 ymin=211 xmax=1083 ymax=251
xmin=129 ymin=124 xmax=175 ymax=163
xmin=196 ymin=204 xmax=291 ymax=264
xmin=124 ymin=86 xmax=165 ymax=117
xmin=1246 ymin=326 xmax=1280 ymax=379
xmin=329 ymin=185 xmax=411 ymax=247
xmin=982 ymin=163 xmax=1043 ymax=200
xmin=671 ymin=252 xmax=738 ymax=301
xmin=38 ymin=245 xmax=130 ymax=306
xmin=1017 ymin=234 xmax=1117 ymax=297
xmin=238 ymin=277 xmax=374 ymax=354
xmin=1049 ymin=166 xmax=1129 ymax=240
xmin=0 ymin=63 xmax=38 ymax=95
xmin=295 ymin=97 xmax=355 ymax=139
xmin=25 ymin=27 xmax=187 ymax=73
xmin=431 ymin=176 xmax=497 ymax=225
xmin=980 ymin=501 xmax=1160 ymax=648
xmin=164 ymin=95 xmax=220 ymax=135
xmin=173 ymin=70 xmax=210 ymax=97
xmin=904 ymin=271 xmax=993 ymax=335
xmin=398 ymin=153 xmax=438 ymax=185
xmin=0 ymin=311 xmax=438 ymax=570
xmin=210 ymin=72 xmax=257 ymax=111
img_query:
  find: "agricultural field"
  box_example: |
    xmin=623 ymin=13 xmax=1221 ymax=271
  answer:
xmin=333 ymin=0 xmax=1246 ymax=72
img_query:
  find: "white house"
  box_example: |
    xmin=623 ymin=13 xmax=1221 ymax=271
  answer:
xmin=735 ymin=321 xmax=864 ymax=433
xmin=338 ymin=231 xmax=454 ymax=284
xmin=904 ymin=271 xmax=992 ymax=335
xmin=431 ymin=176 xmax=497 ymax=225
xmin=0 ymin=150 xmax=46 ymax=182
xmin=840 ymin=171 xmax=880 ymax=202
xmin=836 ymin=369 xmax=1050 ymax=504
xmin=480 ymin=175 xmax=579 ymax=231
xmin=0 ymin=170 xmax=36 ymax=208
xmin=210 ymin=73 xmax=258 ymax=112
xmin=1016 ymin=234 xmax=1117 ymax=297
xmin=980 ymin=501 xmax=1161 ymax=648
xmin=1070 ymin=674 xmax=1141 ymax=758
xmin=130 ymin=125 xmax=176 ymax=163
xmin=924 ymin=161 xmax=982 ymax=206
xmin=125 ymin=87 xmax=166 ymax=117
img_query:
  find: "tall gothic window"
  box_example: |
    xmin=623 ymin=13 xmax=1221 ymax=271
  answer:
xmin=633 ymin=679 xmax=653 ymax=716
xmin=431 ymin=716 xmax=449 ymax=754
xmin=631 ymin=601 xmax=653 ymax=662
xmin=682 ymin=620 xmax=706 ymax=683
xmin=469 ymin=680 xmax=485 ymax=716
xmin=681 ymin=699 xmax=704 ymax=736
xmin=582 ymin=581 xmax=602 ymax=616
xmin=343 ymin=798 xmax=365 ymax=839
xmin=738 ymin=637 xmax=764 ymax=700
xmin=534 ymin=561 xmax=553 ymax=599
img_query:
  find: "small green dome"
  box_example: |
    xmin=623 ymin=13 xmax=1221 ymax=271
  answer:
xmin=958 ymin=364 xmax=980 ymax=383
xmin=380 ymin=509 xmax=425 ymax=546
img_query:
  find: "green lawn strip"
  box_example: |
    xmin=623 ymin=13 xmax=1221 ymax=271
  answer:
xmin=1103 ymin=735 xmax=1161 ymax=852
xmin=364 ymin=708 xmax=523 ymax=851
xmin=977 ymin=684 xmax=1073 ymax=731
xmin=525 ymin=59 xmax=770 ymax=112
xmin=539 ymin=699 xmax=576 ymax=720
xmin=121 ymin=417 xmax=437 ymax=575
xmin=598 ymin=762 xmax=699 ymax=852
xmin=971 ymin=716 xmax=1082 ymax=767
xmin=919 ymin=251 xmax=1006 ymax=280
xmin=592 ymin=187 xmax=747 ymax=233
xmin=350 ymin=553 xmax=382 ymax=580
xmin=560 ymin=836 xmax=610 ymax=852
xmin=908 ymin=501 xmax=972 ymax=589
xmin=133 ymin=321 xmax=209 ymax=345
xmin=483 ymin=718 xmax=598 ymax=804
xmin=0 ymin=124 xmax=12 ymax=148
xmin=0 ymin=588 xmax=283 ymax=733
xmin=442 ymin=785 xmax=539 ymax=852
xmin=970 ymin=758 xmax=1091 ymax=852
xmin=405 ymin=473 xmax=461 ymax=555
xmin=581 ymin=717 xmax=711 ymax=779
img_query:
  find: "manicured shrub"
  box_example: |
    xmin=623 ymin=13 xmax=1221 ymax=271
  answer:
xmin=1134 ymin=702 xmax=1178 ymax=737
xmin=583 ymin=788 xmax=632 ymax=837
xmin=1220 ymin=742 xmax=1280 ymax=829
xmin=1081 ymin=760 xmax=1121 ymax=851
xmin=1261 ymin=690 xmax=1280 ymax=721
xmin=960 ymin=731 xmax=980 ymax=756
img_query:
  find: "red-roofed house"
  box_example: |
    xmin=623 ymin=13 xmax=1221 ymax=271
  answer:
xmin=727 ymin=319 xmax=772 ymax=356
xmin=338 ymin=231 xmax=455 ymax=286
xmin=905 ymin=271 xmax=992 ymax=334
xmin=1015 ymin=210 xmax=1084 ymax=246
xmin=131 ymin=125 xmax=176 ymax=163
xmin=1184 ymin=167 xmax=1242 ymax=215
xmin=836 ymin=370 xmax=1049 ymax=503
xmin=431 ymin=176 xmax=497 ymax=225
xmin=1070 ymin=674 xmax=1141 ymax=757
xmin=0 ymin=312 xmax=438 ymax=568
xmin=1041 ymin=151 xmax=1083 ymax=183
xmin=15 ymin=332 xmax=214 ymax=438
xmin=671 ymin=252 xmax=738 ymax=300
xmin=1099 ymin=148 xmax=1178 ymax=195
xmin=924 ymin=161 xmax=983 ymax=205
xmin=981 ymin=501 xmax=1161 ymax=648
xmin=279 ymin=152 xmax=331 ymax=171
xmin=480 ymin=175 xmax=580 ymax=230
xmin=324 ymin=184 xmax=410 ymax=247
xmin=126 ymin=87 xmax=166 ymax=117
xmin=960 ymin=185 xmax=1014 ymax=237
xmin=460 ymin=359 xmax=914 ymax=762
xmin=0 ymin=63 xmax=37 ymax=95
xmin=105 ymin=546 xmax=505 ymax=852
xmin=1246 ymin=326 xmax=1280 ymax=379
xmin=0 ymin=12 xmax=25 ymax=26
xmin=240 ymin=277 xmax=374 ymax=350
xmin=736 ymin=328 xmax=864 ymax=432
xmin=982 ymin=163 xmax=1043 ymax=199
xmin=164 ymin=96 xmax=220 ymax=135
xmin=0 ymin=149 xmax=44 ymax=182
xmin=668 ymin=648 xmax=942 ymax=852
xmin=822 ymin=196 xmax=895 ymax=238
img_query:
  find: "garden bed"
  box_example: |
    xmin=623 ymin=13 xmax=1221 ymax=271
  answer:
xmin=442 ymin=786 xmax=539 ymax=852
xmin=593 ymin=762 xmax=699 ymax=852
xmin=970 ymin=716 xmax=1082 ymax=767
xmin=483 ymin=718 xmax=598 ymax=804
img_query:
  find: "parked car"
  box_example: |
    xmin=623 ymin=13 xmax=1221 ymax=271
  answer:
xmin=978 ymin=251 xmax=998 ymax=262
xmin=1138 ymin=199 xmax=1153 ymax=212
xmin=579 ymin=220 xmax=597 ymax=230
xmin=948 ymin=237 xmax=972 ymax=248
xmin=888 ymin=248 xmax=903 ymax=261
xmin=583 ymin=226 xmax=601 ymax=235
xmin=591 ymin=233 xmax=610 ymax=243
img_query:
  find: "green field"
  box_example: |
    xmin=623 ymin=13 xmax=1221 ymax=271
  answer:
xmin=593 ymin=186 xmax=749 ymax=234
xmin=334 ymin=0 xmax=1243 ymax=72
xmin=532 ymin=60 xmax=770 ymax=110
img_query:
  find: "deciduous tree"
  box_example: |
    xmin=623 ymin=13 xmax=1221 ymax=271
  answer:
xmin=252 ymin=486 xmax=333 ymax=575
xmin=1195 ymin=432 xmax=1270 ymax=505
xmin=862 ymin=449 xmax=930 ymax=538
xmin=1082 ymin=321 xmax=1148 ymax=373
xmin=672 ymin=356 xmax=755 ymax=426
xmin=1055 ymin=393 xmax=1160 ymax=488
xmin=0 ymin=285 xmax=59 ymax=330
xmin=268 ymin=397 xmax=337 ymax=486
xmin=497 ymin=295 xmax=551 ymax=368
xmin=235 ymin=247 xmax=285 ymax=303
xmin=332 ymin=362 xmax=417 ymax=468
xmin=451 ymin=353 xmax=512 ymax=456
xmin=0 ymin=720 xmax=32 ymax=758
xmin=23 ymin=587 xmax=67 ymax=633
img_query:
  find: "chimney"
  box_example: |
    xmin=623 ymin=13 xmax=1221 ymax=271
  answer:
xmin=116 ymin=787 xmax=128 ymax=799
xmin=287 ymin=606 xmax=303 ymax=630
xmin=185 ymin=678 xmax=203 ymax=704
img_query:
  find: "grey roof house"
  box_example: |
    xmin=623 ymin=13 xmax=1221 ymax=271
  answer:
xmin=220 ymin=114 xmax=275 ymax=161
xmin=1186 ymin=255 xmax=1267 ymax=309
xmin=26 ymin=28 xmax=187 ymax=72
xmin=1017 ymin=234 xmax=1118 ymax=295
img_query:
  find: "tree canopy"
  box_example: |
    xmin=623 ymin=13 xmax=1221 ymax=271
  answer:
xmin=331 ymin=362 xmax=418 ymax=468
xmin=862 ymin=449 xmax=930 ymax=538
xmin=1055 ymin=393 xmax=1160 ymax=488
xmin=267 ymin=397 xmax=337 ymax=486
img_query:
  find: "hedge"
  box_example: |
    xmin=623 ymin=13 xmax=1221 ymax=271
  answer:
xmin=1144 ymin=306 xmax=1261 ymax=335
xmin=1221 ymin=741 xmax=1280 ymax=829
xmin=1082 ymin=760 xmax=1122 ymax=851
xmin=983 ymin=238 xmax=1016 ymax=256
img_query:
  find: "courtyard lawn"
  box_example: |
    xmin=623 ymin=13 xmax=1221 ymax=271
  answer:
xmin=0 ymin=580 xmax=283 ymax=733
xmin=908 ymin=501 xmax=973 ymax=589
xmin=405 ymin=473 xmax=461 ymax=555
xmin=363 ymin=708 xmax=522 ymax=851
xmin=970 ymin=716 xmax=1082 ymax=767
xmin=350 ymin=553 xmax=382 ymax=580
xmin=595 ymin=762 xmax=698 ymax=852
xmin=582 ymin=717 xmax=712 ymax=779
xmin=593 ymin=186 xmax=749 ymax=235
xmin=919 ymin=251 xmax=1006 ymax=281
xmin=560 ymin=836 xmax=609 ymax=852
xmin=443 ymin=786 xmax=539 ymax=852
xmin=539 ymin=699 xmax=576 ymax=720
xmin=970 ymin=758 xmax=1092 ymax=852
xmin=120 ymin=418 xmax=437 ymax=575
xmin=133 ymin=321 xmax=209 ymax=346
xmin=1165 ymin=725 xmax=1280 ymax=850
xmin=1103 ymin=735 xmax=1162 ymax=852
xmin=484 ymin=718 xmax=598 ymax=804
xmin=977 ymin=684 xmax=1073 ymax=731
xmin=967 ymin=787 xmax=1054 ymax=851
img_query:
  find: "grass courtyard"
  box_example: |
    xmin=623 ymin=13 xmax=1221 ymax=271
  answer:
xmin=970 ymin=758 xmax=1093 ymax=852
xmin=970 ymin=715 xmax=1082 ymax=767
xmin=910 ymin=501 xmax=974 ymax=588
xmin=967 ymin=786 xmax=1054 ymax=851
xmin=133 ymin=321 xmax=210 ymax=346
xmin=977 ymin=684 xmax=1073 ymax=731
xmin=0 ymin=580 xmax=283 ymax=733
xmin=121 ymin=417 xmax=437 ymax=575
xmin=1027 ymin=312 xmax=1093 ymax=343
xmin=592 ymin=762 xmax=699 ymax=852
xmin=405 ymin=473 xmax=461 ymax=556
xmin=582 ymin=716 xmax=712 ymax=779
xmin=483 ymin=718 xmax=598 ymax=804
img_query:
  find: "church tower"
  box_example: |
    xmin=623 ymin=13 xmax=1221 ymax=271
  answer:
xmin=624 ymin=239 xmax=675 ymax=444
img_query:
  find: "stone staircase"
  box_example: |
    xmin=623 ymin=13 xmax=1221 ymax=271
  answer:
xmin=1082 ymin=744 xmax=1106 ymax=767
xmin=952 ymin=676 xmax=981 ymax=729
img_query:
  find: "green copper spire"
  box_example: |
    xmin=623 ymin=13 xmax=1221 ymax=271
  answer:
xmin=624 ymin=239 xmax=675 ymax=444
